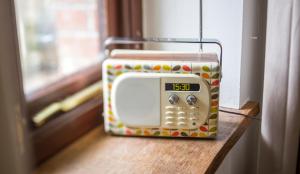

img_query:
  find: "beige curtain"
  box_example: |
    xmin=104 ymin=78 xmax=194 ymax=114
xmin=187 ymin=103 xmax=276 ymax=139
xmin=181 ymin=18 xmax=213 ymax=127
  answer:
xmin=259 ymin=0 xmax=300 ymax=173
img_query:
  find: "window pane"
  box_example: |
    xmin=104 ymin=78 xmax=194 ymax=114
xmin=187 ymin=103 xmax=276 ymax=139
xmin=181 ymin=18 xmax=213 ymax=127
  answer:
xmin=16 ymin=0 xmax=102 ymax=94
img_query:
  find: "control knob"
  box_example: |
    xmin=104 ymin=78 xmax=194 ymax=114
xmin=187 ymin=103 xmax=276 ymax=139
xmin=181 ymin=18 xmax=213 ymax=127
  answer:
xmin=168 ymin=94 xmax=179 ymax=105
xmin=186 ymin=95 xmax=197 ymax=105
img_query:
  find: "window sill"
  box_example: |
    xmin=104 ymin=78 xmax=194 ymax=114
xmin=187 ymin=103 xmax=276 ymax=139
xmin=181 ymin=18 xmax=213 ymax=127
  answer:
xmin=34 ymin=101 xmax=259 ymax=174
xmin=31 ymin=96 xmax=103 ymax=164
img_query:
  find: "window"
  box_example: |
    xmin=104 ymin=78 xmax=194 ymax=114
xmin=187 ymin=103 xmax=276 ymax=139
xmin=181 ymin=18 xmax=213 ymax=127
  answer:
xmin=14 ymin=0 xmax=142 ymax=164
xmin=16 ymin=0 xmax=103 ymax=94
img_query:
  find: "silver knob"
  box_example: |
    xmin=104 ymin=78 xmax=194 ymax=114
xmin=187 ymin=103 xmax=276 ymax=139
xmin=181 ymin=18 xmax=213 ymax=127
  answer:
xmin=186 ymin=95 xmax=197 ymax=105
xmin=168 ymin=94 xmax=179 ymax=105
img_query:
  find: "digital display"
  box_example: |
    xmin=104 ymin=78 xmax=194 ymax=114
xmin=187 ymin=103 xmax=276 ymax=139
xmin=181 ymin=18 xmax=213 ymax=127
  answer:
xmin=165 ymin=83 xmax=200 ymax=91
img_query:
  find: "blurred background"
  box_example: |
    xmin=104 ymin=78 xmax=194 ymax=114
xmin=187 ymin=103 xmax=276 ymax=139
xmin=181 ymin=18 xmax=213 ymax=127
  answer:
xmin=16 ymin=0 xmax=102 ymax=94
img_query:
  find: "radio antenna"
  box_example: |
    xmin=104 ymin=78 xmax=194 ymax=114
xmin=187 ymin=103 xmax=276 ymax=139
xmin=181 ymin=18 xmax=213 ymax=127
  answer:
xmin=199 ymin=0 xmax=203 ymax=51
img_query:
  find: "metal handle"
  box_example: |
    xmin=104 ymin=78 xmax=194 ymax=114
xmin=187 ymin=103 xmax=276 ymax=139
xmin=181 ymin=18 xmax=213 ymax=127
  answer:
xmin=104 ymin=37 xmax=223 ymax=78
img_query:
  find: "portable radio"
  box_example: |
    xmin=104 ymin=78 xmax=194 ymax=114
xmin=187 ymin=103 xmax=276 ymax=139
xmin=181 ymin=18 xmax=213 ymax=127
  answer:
xmin=103 ymin=38 xmax=221 ymax=138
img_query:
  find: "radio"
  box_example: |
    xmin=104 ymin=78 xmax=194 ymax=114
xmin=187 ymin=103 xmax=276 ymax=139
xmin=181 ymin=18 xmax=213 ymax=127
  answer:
xmin=103 ymin=38 xmax=221 ymax=138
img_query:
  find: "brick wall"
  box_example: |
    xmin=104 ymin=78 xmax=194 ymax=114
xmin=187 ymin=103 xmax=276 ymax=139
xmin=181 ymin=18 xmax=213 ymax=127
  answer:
xmin=19 ymin=0 xmax=102 ymax=93
xmin=53 ymin=0 xmax=100 ymax=61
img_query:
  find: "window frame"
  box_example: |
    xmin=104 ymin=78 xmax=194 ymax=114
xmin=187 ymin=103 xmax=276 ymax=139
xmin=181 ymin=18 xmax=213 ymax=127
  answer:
xmin=17 ymin=0 xmax=143 ymax=165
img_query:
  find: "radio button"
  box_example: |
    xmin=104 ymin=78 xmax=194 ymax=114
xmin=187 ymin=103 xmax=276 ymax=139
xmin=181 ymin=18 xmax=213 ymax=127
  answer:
xmin=165 ymin=121 xmax=175 ymax=126
xmin=165 ymin=106 xmax=176 ymax=110
xmin=189 ymin=106 xmax=198 ymax=110
xmin=165 ymin=111 xmax=175 ymax=115
xmin=178 ymin=122 xmax=187 ymax=126
xmin=177 ymin=111 xmax=186 ymax=116
xmin=190 ymin=117 xmax=199 ymax=121
xmin=165 ymin=116 xmax=175 ymax=120
xmin=178 ymin=117 xmax=187 ymax=121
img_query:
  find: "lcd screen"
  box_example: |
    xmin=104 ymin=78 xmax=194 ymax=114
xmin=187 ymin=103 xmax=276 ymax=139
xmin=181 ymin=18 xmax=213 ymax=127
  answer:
xmin=165 ymin=83 xmax=200 ymax=91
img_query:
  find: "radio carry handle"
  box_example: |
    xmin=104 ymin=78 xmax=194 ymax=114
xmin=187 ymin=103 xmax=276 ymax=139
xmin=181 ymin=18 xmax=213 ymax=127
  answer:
xmin=104 ymin=37 xmax=223 ymax=80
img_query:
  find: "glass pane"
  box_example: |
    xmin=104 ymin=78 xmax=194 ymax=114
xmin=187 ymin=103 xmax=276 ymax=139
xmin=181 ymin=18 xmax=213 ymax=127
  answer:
xmin=15 ymin=0 xmax=102 ymax=94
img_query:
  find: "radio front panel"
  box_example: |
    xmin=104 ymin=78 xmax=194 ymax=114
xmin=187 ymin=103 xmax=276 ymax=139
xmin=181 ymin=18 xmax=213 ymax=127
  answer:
xmin=103 ymin=57 xmax=220 ymax=138
xmin=161 ymin=76 xmax=210 ymax=129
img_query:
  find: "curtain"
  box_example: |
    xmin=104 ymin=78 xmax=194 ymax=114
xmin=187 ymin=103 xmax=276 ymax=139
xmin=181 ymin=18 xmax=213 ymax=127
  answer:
xmin=259 ymin=0 xmax=300 ymax=173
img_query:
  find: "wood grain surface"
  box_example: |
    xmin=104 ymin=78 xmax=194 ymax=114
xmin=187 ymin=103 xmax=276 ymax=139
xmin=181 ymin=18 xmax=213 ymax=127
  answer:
xmin=35 ymin=101 xmax=259 ymax=174
xmin=219 ymin=101 xmax=260 ymax=117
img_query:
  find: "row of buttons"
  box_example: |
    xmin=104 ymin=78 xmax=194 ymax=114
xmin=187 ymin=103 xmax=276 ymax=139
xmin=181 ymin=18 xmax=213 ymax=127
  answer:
xmin=164 ymin=116 xmax=199 ymax=121
xmin=162 ymin=112 xmax=200 ymax=128
xmin=163 ymin=115 xmax=199 ymax=120
xmin=165 ymin=106 xmax=198 ymax=110
xmin=165 ymin=111 xmax=199 ymax=116
xmin=162 ymin=119 xmax=198 ymax=127
xmin=164 ymin=121 xmax=188 ymax=127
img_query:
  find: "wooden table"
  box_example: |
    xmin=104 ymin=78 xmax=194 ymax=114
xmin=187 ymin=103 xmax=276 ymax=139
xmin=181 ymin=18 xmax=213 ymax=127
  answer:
xmin=35 ymin=102 xmax=259 ymax=174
